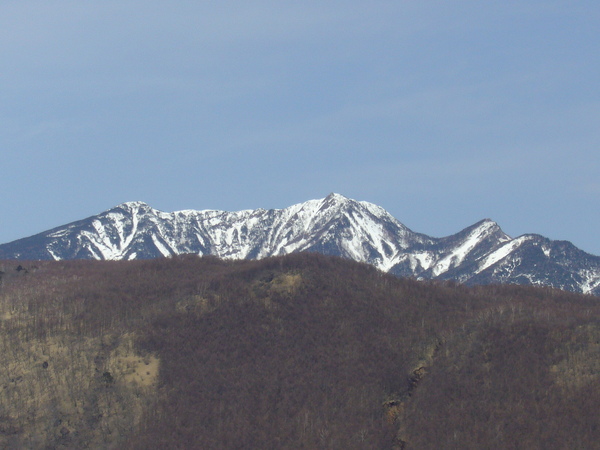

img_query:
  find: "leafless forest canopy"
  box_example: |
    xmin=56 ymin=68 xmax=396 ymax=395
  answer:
xmin=0 ymin=253 xmax=599 ymax=449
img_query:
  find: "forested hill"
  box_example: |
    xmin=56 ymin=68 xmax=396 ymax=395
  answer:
xmin=0 ymin=254 xmax=599 ymax=448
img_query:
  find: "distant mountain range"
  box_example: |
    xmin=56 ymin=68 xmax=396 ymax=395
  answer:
xmin=1 ymin=193 xmax=599 ymax=295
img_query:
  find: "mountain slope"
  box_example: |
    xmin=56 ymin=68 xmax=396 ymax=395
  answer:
xmin=1 ymin=254 xmax=599 ymax=448
xmin=1 ymin=193 xmax=599 ymax=295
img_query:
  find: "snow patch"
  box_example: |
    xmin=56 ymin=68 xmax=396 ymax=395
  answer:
xmin=475 ymin=236 xmax=530 ymax=275
xmin=151 ymin=234 xmax=172 ymax=257
xmin=432 ymin=220 xmax=500 ymax=277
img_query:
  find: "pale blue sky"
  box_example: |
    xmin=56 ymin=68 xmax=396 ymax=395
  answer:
xmin=2 ymin=1 xmax=599 ymax=254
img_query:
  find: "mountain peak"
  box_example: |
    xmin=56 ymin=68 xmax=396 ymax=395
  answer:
xmin=462 ymin=218 xmax=505 ymax=235
xmin=321 ymin=192 xmax=351 ymax=207
xmin=114 ymin=201 xmax=152 ymax=211
xmin=482 ymin=218 xmax=501 ymax=227
xmin=310 ymin=193 xmax=353 ymax=216
xmin=324 ymin=192 xmax=348 ymax=202
xmin=0 ymin=195 xmax=599 ymax=295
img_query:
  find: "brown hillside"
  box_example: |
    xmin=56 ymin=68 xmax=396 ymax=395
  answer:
xmin=0 ymin=254 xmax=598 ymax=449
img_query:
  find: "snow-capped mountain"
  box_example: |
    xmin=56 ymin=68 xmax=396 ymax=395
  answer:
xmin=1 ymin=193 xmax=599 ymax=295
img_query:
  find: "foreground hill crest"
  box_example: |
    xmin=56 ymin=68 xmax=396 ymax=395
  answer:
xmin=1 ymin=193 xmax=599 ymax=295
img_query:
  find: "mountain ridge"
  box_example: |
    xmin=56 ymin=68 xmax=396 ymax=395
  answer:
xmin=1 ymin=193 xmax=599 ymax=295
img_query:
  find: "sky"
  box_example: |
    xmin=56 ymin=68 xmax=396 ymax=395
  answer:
xmin=2 ymin=1 xmax=600 ymax=255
